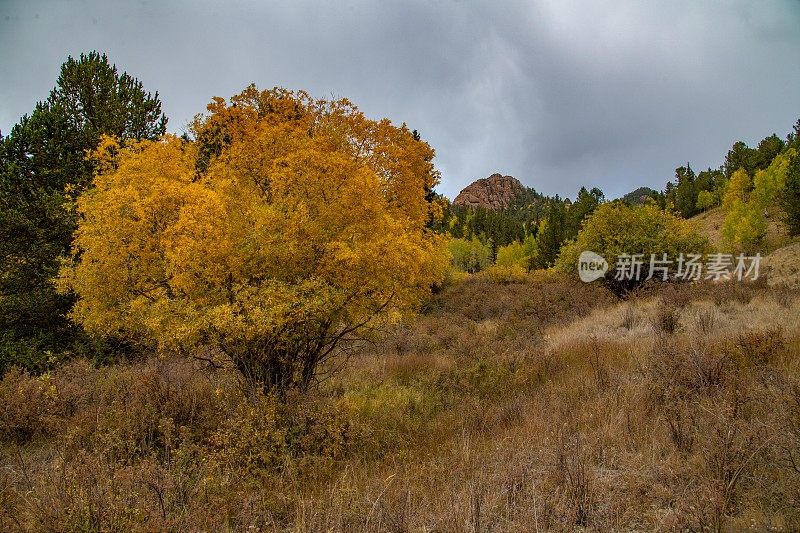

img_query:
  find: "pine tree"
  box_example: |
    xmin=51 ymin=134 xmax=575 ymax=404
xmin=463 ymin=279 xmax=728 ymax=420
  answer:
xmin=0 ymin=52 xmax=167 ymax=372
xmin=782 ymin=152 xmax=800 ymax=236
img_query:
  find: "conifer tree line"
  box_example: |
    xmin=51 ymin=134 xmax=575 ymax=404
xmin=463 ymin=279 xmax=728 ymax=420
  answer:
xmin=641 ymin=126 xmax=800 ymax=220
xmin=439 ymin=120 xmax=800 ymax=274
xmin=434 ymin=186 xmax=605 ymax=271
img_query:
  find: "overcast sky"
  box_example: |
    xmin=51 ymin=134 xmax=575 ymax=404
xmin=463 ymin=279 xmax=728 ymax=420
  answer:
xmin=2 ymin=0 xmax=799 ymax=200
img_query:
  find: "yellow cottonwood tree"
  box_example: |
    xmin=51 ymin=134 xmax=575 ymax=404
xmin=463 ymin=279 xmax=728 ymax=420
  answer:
xmin=59 ymin=86 xmax=448 ymax=393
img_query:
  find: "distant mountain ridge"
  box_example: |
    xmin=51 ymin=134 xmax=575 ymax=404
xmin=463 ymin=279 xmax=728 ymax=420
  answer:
xmin=452 ymin=173 xmax=525 ymax=210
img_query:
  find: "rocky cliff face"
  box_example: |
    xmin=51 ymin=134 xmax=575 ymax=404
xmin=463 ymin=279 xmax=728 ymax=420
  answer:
xmin=452 ymin=173 xmax=524 ymax=210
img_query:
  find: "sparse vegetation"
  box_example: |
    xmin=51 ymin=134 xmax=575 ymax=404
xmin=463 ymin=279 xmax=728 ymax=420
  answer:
xmin=2 ymin=277 xmax=800 ymax=530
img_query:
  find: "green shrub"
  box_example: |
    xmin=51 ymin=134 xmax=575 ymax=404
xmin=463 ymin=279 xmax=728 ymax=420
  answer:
xmin=495 ymin=240 xmax=527 ymax=268
xmin=448 ymin=237 xmax=492 ymax=273
xmin=696 ymin=190 xmax=717 ymax=211
xmin=721 ymin=149 xmax=796 ymax=251
xmin=478 ymin=264 xmax=529 ymax=283
xmin=721 ymin=199 xmax=766 ymax=253
xmin=555 ymin=202 xmax=710 ymax=291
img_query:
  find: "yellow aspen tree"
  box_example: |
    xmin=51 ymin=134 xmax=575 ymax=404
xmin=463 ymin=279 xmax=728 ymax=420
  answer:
xmin=59 ymin=86 xmax=449 ymax=393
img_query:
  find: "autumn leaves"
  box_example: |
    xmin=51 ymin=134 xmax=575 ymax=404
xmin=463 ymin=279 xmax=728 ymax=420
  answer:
xmin=59 ymin=86 xmax=449 ymax=393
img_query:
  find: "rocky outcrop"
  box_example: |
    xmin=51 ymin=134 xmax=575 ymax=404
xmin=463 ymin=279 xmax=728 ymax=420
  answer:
xmin=622 ymin=187 xmax=658 ymax=206
xmin=452 ymin=173 xmax=524 ymax=210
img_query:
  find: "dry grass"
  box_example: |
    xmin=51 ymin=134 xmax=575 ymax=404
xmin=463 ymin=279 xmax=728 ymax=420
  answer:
xmin=689 ymin=206 xmax=727 ymax=249
xmin=2 ymin=277 xmax=800 ymax=531
xmin=764 ymin=241 xmax=800 ymax=289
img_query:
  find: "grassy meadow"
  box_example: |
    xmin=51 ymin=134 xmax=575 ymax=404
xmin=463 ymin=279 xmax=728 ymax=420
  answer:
xmin=3 ymin=269 xmax=800 ymax=531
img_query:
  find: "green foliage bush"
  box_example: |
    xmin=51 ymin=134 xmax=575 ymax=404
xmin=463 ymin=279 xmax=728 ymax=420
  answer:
xmin=721 ymin=200 xmax=766 ymax=253
xmin=696 ymin=190 xmax=717 ymax=211
xmin=721 ymin=149 xmax=796 ymax=251
xmin=495 ymin=240 xmax=527 ymax=268
xmin=555 ymin=202 xmax=709 ymax=290
xmin=448 ymin=237 xmax=492 ymax=273
xmin=752 ymin=149 xmax=794 ymax=206
xmin=479 ymin=264 xmax=529 ymax=283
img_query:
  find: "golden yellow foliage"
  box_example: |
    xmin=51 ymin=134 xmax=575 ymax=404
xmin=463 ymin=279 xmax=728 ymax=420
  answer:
xmin=59 ymin=86 xmax=449 ymax=392
xmin=722 ymin=168 xmax=751 ymax=208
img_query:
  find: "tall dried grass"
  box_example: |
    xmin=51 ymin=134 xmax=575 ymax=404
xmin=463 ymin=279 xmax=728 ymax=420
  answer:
xmin=2 ymin=277 xmax=800 ymax=531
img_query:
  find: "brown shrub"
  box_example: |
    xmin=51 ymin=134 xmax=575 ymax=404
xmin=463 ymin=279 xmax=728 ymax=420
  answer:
xmin=694 ymin=307 xmax=718 ymax=334
xmin=553 ymin=432 xmax=595 ymax=528
xmin=0 ymin=368 xmax=62 ymax=443
xmin=652 ymin=304 xmax=682 ymax=334
xmin=734 ymin=328 xmax=785 ymax=367
xmin=427 ymin=276 xmax=616 ymax=328
xmin=620 ymin=306 xmax=640 ymax=330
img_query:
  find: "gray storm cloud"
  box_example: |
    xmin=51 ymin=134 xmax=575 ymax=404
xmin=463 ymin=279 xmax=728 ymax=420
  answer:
xmin=1 ymin=0 xmax=799 ymax=199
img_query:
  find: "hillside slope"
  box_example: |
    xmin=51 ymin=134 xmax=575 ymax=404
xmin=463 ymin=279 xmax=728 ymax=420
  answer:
xmin=689 ymin=205 xmax=797 ymax=254
xmin=764 ymin=241 xmax=800 ymax=288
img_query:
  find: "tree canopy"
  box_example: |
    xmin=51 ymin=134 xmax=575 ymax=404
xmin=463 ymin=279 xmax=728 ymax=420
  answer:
xmin=555 ymin=202 xmax=710 ymax=291
xmin=59 ymin=85 xmax=448 ymax=393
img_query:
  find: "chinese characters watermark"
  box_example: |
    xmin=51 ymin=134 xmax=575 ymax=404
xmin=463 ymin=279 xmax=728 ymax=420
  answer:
xmin=578 ymin=252 xmax=761 ymax=283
